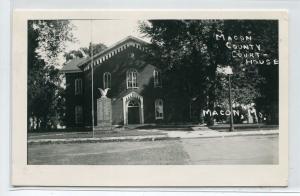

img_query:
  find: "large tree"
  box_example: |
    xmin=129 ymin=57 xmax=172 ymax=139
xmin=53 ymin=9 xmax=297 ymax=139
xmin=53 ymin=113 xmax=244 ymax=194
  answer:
xmin=139 ymin=20 xmax=278 ymax=124
xmin=139 ymin=20 xmax=227 ymax=124
xmin=215 ymin=20 xmax=279 ymax=124
xmin=28 ymin=20 xmax=76 ymax=130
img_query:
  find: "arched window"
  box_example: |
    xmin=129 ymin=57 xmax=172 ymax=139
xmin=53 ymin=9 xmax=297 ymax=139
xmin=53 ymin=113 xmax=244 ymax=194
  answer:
xmin=127 ymin=69 xmax=138 ymax=88
xmin=75 ymin=105 xmax=83 ymax=124
xmin=75 ymin=78 xmax=82 ymax=95
xmin=128 ymin=99 xmax=139 ymax=107
xmin=103 ymin=72 xmax=111 ymax=89
xmin=155 ymin=99 xmax=164 ymax=120
xmin=153 ymin=70 xmax=162 ymax=87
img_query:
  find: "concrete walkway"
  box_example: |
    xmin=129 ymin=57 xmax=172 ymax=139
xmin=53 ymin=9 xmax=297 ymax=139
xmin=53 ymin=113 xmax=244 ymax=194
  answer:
xmin=139 ymin=127 xmax=278 ymax=139
xmin=27 ymin=126 xmax=278 ymax=145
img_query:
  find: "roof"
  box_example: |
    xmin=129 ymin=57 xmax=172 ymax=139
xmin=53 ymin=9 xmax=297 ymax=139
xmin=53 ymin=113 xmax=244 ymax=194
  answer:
xmin=60 ymin=36 xmax=148 ymax=73
xmin=91 ymin=36 xmax=148 ymax=60
xmin=60 ymin=57 xmax=87 ymax=73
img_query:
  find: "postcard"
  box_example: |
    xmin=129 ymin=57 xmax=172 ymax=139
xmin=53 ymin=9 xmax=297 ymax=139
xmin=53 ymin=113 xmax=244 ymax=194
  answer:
xmin=11 ymin=9 xmax=288 ymax=186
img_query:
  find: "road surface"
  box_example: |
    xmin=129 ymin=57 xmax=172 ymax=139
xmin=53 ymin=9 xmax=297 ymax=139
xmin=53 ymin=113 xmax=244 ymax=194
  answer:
xmin=28 ymin=135 xmax=278 ymax=165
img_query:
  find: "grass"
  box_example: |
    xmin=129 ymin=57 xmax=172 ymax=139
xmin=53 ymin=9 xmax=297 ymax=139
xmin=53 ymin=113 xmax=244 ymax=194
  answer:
xmin=28 ymin=129 xmax=166 ymax=140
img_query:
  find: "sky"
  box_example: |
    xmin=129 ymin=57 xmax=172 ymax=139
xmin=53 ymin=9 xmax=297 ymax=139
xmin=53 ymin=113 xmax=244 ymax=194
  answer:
xmin=66 ymin=19 xmax=150 ymax=52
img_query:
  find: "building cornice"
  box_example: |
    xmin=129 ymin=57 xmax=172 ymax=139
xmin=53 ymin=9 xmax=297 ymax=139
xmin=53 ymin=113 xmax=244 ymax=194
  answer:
xmin=81 ymin=36 xmax=149 ymax=72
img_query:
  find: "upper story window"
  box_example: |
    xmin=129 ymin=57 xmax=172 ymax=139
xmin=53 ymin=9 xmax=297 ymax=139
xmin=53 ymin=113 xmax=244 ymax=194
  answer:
xmin=155 ymin=99 xmax=164 ymax=120
xmin=75 ymin=78 xmax=82 ymax=95
xmin=103 ymin=72 xmax=111 ymax=89
xmin=129 ymin=52 xmax=135 ymax=59
xmin=75 ymin=105 xmax=83 ymax=124
xmin=153 ymin=69 xmax=162 ymax=87
xmin=127 ymin=69 xmax=138 ymax=89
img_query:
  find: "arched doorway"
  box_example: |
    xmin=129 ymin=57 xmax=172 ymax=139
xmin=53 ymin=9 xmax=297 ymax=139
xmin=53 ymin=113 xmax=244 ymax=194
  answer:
xmin=122 ymin=92 xmax=144 ymax=125
xmin=127 ymin=99 xmax=140 ymax=124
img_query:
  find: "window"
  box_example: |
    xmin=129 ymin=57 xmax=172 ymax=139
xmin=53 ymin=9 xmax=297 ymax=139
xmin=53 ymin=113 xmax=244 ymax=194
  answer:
xmin=127 ymin=69 xmax=138 ymax=88
xmin=153 ymin=70 xmax=162 ymax=87
xmin=75 ymin=79 xmax=82 ymax=95
xmin=128 ymin=99 xmax=139 ymax=107
xmin=103 ymin=72 xmax=111 ymax=89
xmin=75 ymin=105 xmax=83 ymax=124
xmin=155 ymin=99 xmax=164 ymax=120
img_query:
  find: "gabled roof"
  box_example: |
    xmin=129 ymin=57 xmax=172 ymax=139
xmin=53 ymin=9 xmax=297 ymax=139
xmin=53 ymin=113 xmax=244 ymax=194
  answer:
xmin=60 ymin=36 xmax=148 ymax=73
xmin=60 ymin=57 xmax=87 ymax=73
xmin=92 ymin=36 xmax=148 ymax=61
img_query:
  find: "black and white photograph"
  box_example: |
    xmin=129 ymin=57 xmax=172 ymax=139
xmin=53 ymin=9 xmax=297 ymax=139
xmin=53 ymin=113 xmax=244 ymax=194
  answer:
xmin=11 ymin=10 xmax=288 ymax=186
xmin=26 ymin=18 xmax=280 ymax=165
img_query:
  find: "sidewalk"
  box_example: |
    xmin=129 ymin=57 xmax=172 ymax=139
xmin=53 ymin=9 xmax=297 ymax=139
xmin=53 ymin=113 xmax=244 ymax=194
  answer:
xmin=27 ymin=126 xmax=279 ymax=145
xmin=139 ymin=126 xmax=278 ymax=139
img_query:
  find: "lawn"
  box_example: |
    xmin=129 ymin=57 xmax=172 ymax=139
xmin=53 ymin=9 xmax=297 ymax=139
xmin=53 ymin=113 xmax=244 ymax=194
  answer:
xmin=28 ymin=129 xmax=166 ymax=140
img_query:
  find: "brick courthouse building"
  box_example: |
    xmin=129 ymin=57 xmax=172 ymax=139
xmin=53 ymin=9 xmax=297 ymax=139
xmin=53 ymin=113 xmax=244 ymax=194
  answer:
xmin=61 ymin=36 xmax=166 ymax=128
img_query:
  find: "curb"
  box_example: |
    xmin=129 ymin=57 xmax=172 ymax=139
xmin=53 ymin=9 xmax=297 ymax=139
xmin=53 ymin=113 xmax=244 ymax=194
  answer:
xmin=28 ymin=135 xmax=179 ymax=145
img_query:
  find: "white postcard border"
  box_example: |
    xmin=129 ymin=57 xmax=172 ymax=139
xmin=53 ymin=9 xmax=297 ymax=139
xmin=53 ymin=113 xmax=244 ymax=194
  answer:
xmin=11 ymin=10 xmax=288 ymax=187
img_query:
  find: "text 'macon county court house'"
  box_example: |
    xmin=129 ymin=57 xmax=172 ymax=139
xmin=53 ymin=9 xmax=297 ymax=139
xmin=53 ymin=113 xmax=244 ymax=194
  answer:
xmin=61 ymin=36 xmax=173 ymax=128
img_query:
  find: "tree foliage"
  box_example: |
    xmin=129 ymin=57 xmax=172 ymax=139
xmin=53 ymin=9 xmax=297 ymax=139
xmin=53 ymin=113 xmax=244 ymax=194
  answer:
xmin=28 ymin=20 xmax=76 ymax=130
xmin=140 ymin=20 xmax=228 ymax=123
xmin=139 ymin=20 xmax=279 ymax=124
xmin=216 ymin=20 xmax=279 ymax=124
xmin=64 ymin=43 xmax=107 ymax=62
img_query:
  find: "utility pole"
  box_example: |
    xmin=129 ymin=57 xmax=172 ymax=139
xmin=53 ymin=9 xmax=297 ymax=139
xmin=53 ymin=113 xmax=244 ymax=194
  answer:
xmin=228 ymin=74 xmax=234 ymax=132
xmin=216 ymin=65 xmax=234 ymax=132
xmin=90 ymin=20 xmax=95 ymax=138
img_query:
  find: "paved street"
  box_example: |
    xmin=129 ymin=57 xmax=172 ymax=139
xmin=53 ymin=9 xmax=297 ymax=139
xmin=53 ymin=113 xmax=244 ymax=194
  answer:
xmin=28 ymin=134 xmax=278 ymax=165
